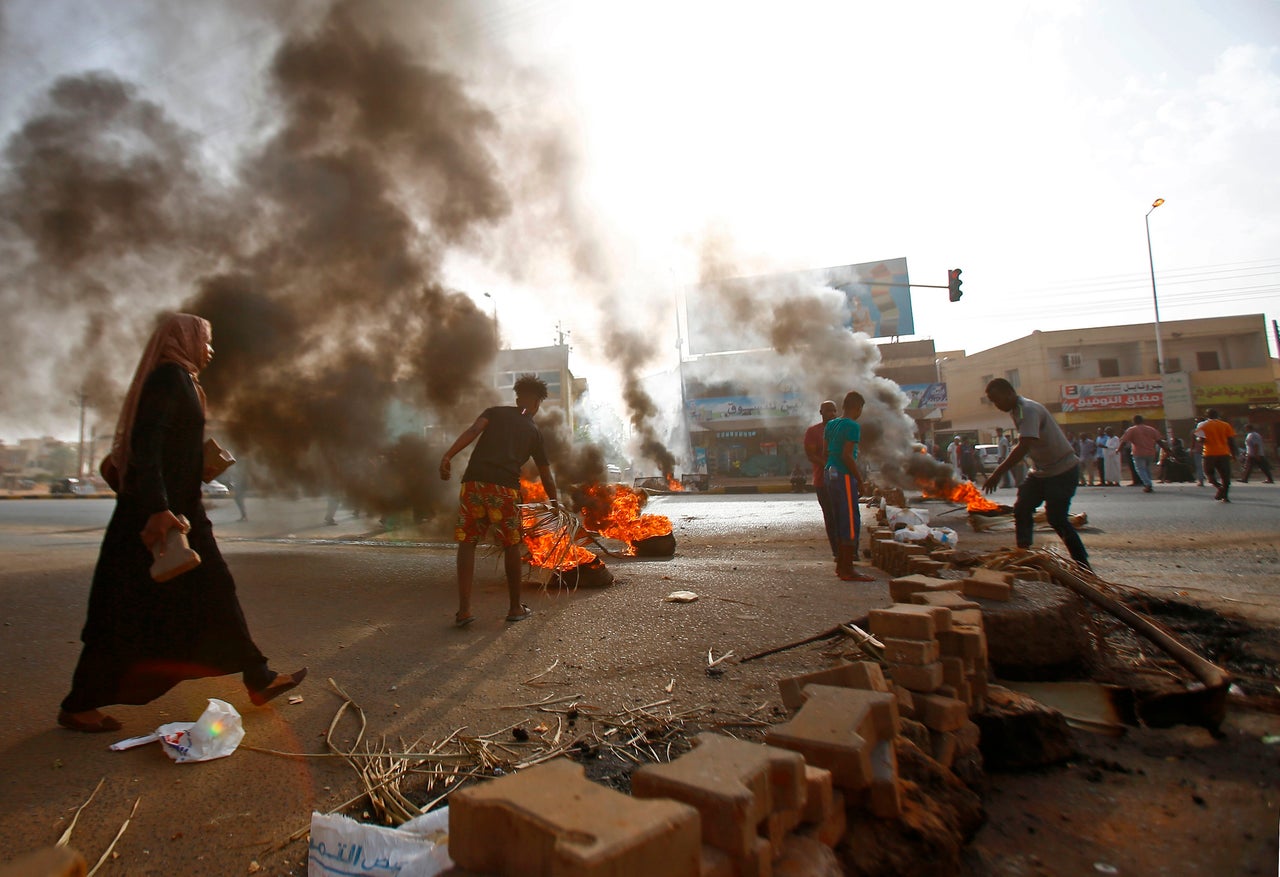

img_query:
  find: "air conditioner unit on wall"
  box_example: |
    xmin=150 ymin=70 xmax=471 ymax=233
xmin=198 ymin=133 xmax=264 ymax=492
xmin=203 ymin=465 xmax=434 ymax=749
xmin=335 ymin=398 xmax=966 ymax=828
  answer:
xmin=1061 ymin=353 xmax=1083 ymax=369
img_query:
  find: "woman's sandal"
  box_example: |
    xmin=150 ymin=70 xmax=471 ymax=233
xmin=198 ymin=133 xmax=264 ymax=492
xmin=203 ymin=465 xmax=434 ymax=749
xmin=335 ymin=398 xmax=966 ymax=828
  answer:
xmin=505 ymin=604 xmax=533 ymax=623
xmin=57 ymin=710 xmax=123 ymax=733
xmin=455 ymin=613 xmax=476 ymax=628
xmin=248 ymin=667 xmax=308 ymax=706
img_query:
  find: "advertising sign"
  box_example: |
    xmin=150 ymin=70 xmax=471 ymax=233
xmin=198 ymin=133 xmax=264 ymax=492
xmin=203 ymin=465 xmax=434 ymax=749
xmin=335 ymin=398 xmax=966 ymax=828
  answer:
xmin=900 ymin=382 xmax=948 ymax=410
xmin=1193 ymin=382 xmax=1280 ymax=406
xmin=685 ymin=258 xmax=913 ymax=354
xmin=1160 ymin=371 xmax=1195 ymax=419
xmin=1061 ymin=380 xmax=1163 ymax=412
xmin=685 ymin=393 xmax=805 ymax=422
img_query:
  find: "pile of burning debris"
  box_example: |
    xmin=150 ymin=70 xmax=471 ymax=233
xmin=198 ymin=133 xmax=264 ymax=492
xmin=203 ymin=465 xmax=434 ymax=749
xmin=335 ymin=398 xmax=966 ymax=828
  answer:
xmin=516 ymin=476 xmax=680 ymax=589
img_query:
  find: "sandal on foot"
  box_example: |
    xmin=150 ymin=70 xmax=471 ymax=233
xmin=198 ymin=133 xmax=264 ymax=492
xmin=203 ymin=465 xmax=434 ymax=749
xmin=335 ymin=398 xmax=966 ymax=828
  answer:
xmin=506 ymin=604 xmax=533 ymax=622
xmin=455 ymin=613 xmax=476 ymax=628
xmin=57 ymin=710 xmax=122 ymax=733
xmin=839 ymin=570 xmax=876 ymax=582
xmin=248 ymin=667 xmax=308 ymax=706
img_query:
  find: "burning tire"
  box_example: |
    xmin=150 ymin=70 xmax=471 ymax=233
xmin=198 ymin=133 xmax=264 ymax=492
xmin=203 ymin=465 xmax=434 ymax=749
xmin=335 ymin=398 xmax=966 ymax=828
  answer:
xmin=551 ymin=558 xmax=614 ymax=589
xmin=633 ymin=532 xmax=676 ymax=557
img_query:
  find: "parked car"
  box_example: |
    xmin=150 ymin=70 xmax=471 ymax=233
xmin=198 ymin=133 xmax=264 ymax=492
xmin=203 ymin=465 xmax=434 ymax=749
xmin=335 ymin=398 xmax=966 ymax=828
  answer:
xmin=202 ymin=480 xmax=230 ymax=497
xmin=50 ymin=477 xmax=96 ymax=496
xmin=974 ymin=444 xmax=1002 ymax=473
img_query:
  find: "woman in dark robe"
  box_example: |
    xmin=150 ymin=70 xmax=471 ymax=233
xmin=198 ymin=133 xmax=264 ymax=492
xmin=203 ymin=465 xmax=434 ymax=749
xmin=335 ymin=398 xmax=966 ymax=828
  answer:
xmin=58 ymin=314 xmax=305 ymax=733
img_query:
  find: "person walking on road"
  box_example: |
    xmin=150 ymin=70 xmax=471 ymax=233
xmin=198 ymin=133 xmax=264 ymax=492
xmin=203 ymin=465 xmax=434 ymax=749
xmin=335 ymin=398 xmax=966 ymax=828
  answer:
xmin=825 ymin=391 xmax=874 ymax=582
xmin=804 ymin=400 xmax=840 ymax=559
xmin=996 ymin=427 xmax=1016 ymax=488
xmin=982 ymin=379 xmax=1090 ymax=569
xmin=440 ymin=374 xmax=558 ymax=626
xmin=1240 ymin=424 xmax=1275 ymax=484
xmin=1195 ymin=409 xmax=1238 ymax=503
xmin=1118 ymin=415 xmax=1169 ymax=493
xmin=59 ymin=314 xmax=306 ymax=734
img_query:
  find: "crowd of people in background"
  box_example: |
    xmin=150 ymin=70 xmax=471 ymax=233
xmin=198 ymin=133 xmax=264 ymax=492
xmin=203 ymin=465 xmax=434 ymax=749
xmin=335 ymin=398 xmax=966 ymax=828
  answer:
xmin=929 ymin=414 xmax=1275 ymax=499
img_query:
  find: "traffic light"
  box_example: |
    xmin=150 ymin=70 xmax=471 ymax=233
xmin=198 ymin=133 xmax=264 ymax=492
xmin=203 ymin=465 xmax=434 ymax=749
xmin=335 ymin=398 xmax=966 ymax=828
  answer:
xmin=948 ymin=268 xmax=963 ymax=302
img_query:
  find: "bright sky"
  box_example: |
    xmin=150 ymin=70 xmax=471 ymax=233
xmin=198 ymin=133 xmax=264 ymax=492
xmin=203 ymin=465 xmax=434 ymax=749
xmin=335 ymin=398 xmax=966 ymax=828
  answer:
xmin=504 ymin=0 xmax=1280 ymax=356
xmin=1 ymin=0 xmax=1278 ymax=442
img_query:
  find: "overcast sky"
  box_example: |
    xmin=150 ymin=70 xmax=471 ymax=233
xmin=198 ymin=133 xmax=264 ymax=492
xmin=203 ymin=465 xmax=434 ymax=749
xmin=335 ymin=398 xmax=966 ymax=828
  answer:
xmin=1 ymin=0 xmax=1277 ymax=442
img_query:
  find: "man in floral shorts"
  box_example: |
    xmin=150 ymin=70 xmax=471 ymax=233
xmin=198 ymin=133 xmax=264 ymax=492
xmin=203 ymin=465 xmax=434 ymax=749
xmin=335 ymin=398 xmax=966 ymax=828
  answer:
xmin=439 ymin=374 xmax=558 ymax=626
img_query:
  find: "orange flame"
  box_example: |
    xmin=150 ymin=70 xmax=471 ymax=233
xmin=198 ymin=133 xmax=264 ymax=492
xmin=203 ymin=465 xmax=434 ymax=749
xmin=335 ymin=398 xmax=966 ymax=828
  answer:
xmin=579 ymin=483 xmax=673 ymax=554
xmin=519 ymin=479 xmax=598 ymax=570
xmin=666 ymin=475 xmax=685 ymax=492
xmin=922 ymin=479 xmax=1001 ymax=512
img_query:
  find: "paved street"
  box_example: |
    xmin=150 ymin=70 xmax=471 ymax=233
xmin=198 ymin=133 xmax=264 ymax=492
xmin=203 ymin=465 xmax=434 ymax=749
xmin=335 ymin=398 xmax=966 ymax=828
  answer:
xmin=0 ymin=484 xmax=1277 ymax=874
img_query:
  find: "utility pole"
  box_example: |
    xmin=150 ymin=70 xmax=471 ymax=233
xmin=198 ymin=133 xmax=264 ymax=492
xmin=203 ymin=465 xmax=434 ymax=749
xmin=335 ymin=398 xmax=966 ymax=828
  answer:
xmin=74 ymin=388 xmax=88 ymax=477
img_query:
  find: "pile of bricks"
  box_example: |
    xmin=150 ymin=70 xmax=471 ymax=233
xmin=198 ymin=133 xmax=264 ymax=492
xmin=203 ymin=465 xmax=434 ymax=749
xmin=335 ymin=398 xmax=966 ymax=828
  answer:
xmin=865 ymin=601 xmax=987 ymax=770
xmin=448 ymin=729 xmax=852 ymax=876
xmin=439 ymin=534 xmax=1015 ymax=876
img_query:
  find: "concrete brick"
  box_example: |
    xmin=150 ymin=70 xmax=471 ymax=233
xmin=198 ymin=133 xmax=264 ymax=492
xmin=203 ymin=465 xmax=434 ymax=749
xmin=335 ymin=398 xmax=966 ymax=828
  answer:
xmin=632 ymin=733 xmax=804 ymax=859
xmin=450 ymin=758 xmax=702 ymax=877
xmin=867 ymin=741 xmax=903 ymax=819
xmin=867 ymin=604 xmax=951 ymax=640
xmin=929 ymin=720 xmax=982 ymax=769
xmin=941 ymin=656 xmax=967 ymax=687
xmin=796 ymin=790 xmax=846 ymax=849
xmin=913 ymin=692 xmax=971 ymax=733
xmin=0 ymin=848 xmax=87 ymax=877
xmin=882 ymin=636 xmax=941 ymax=665
xmin=936 ymin=683 xmax=957 ymax=700
xmin=970 ymin=670 xmax=990 ymax=702
xmin=888 ymin=574 xmax=962 ymax=603
xmin=778 ymin=661 xmax=886 ymax=711
xmin=765 ymin=686 xmax=898 ymax=793
xmin=937 ymin=627 xmax=987 ymax=661
xmin=1008 ymin=566 xmax=1051 ymax=583
xmin=886 ymin=660 xmax=944 ymax=693
xmin=967 ymin=567 xmax=1015 ymax=586
xmin=962 ymin=576 xmax=1013 ymax=601
xmin=907 ymin=557 xmax=947 ymax=576
xmin=735 ymin=837 xmax=774 ymax=877
xmin=908 ymin=590 xmax=981 ymax=611
xmin=800 ymin=765 xmax=834 ymax=825
xmin=759 ymin=806 xmax=802 ymax=849
xmin=951 ymin=608 xmax=985 ymax=629
xmin=872 ymin=539 xmax=896 ymax=570
xmin=892 ymin=684 xmax=916 ymax=719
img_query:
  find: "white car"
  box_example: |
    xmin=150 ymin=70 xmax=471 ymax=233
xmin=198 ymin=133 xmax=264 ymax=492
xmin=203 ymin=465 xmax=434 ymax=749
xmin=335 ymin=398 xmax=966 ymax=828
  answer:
xmin=974 ymin=444 xmax=1002 ymax=472
xmin=202 ymin=480 xmax=230 ymax=497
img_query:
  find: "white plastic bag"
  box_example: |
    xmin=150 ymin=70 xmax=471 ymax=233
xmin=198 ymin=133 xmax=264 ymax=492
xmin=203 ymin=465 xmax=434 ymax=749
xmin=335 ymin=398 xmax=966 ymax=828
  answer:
xmin=109 ymin=698 xmax=244 ymax=763
xmin=929 ymin=527 xmax=959 ymax=546
xmin=889 ymin=507 xmax=930 ymax=528
xmin=309 ymin=808 xmax=452 ymax=877
xmin=892 ymin=524 xmax=931 ymax=542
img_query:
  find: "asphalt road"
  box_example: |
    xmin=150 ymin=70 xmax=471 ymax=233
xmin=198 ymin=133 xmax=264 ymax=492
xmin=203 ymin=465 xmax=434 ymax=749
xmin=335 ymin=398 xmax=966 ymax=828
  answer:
xmin=0 ymin=482 xmax=1277 ymax=874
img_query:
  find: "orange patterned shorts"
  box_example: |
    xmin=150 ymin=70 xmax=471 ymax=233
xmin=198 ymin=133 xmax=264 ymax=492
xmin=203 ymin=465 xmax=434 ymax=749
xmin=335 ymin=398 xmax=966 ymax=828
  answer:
xmin=454 ymin=481 xmax=523 ymax=546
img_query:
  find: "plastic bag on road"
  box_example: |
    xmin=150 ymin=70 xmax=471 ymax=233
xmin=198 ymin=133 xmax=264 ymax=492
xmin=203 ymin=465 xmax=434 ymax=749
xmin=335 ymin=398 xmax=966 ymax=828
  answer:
xmin=888 ymin=507 xmax=930 ymax=528
xmin=892 ymin=524 xmax=931 ymax=542
xmin=309 ymin=808 xmax=452 ymax=876
xmin=109 ymin=698 xmax=245 ymax=763
xmin=929 ymin=527 xmax=959 ymax=546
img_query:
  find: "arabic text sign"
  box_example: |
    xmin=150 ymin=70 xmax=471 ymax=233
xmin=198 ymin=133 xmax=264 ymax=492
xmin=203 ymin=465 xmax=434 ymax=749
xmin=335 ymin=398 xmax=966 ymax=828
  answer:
xmin=1061 ymin=380 xmax=1164 ymax=412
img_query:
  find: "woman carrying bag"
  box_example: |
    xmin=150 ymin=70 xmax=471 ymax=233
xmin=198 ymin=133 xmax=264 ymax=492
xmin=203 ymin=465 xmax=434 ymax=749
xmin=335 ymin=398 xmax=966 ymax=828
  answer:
xmin=59 ymin=313 xmax=305 ymax=733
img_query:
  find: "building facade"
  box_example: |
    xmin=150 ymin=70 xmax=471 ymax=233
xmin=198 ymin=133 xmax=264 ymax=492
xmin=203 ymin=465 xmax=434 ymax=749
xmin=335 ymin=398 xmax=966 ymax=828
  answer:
xmin=936 ymin=314 xmax=1280 ymax=452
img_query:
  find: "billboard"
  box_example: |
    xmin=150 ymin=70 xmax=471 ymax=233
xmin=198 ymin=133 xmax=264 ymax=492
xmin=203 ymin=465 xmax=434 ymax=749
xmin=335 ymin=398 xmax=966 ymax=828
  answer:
xmin=685 ymin=258 xmax=913 ymax=355
xmin=685 ymin=393 xmax=805 ymax=423
xmin=900 ymin=382 xmax=948 ymax=410
xmin=1061 ymin=380 xmax=1163 ymax=412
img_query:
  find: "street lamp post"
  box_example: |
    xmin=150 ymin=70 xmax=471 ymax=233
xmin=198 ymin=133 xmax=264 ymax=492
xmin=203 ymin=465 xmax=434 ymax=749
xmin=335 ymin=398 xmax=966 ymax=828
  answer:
xmin=1145 ymin=198 xmax=1170 ymax=439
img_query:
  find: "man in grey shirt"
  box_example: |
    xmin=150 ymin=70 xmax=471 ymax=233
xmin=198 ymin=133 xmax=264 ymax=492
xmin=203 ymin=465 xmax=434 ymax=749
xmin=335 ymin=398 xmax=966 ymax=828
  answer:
xmin=981 ymin=378 xmax=1090 ymax=568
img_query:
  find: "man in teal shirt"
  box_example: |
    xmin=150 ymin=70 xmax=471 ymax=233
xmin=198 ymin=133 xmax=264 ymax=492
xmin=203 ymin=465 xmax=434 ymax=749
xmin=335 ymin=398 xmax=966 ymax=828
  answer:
xmin=824 ymin=391 xmax=873 ymax=582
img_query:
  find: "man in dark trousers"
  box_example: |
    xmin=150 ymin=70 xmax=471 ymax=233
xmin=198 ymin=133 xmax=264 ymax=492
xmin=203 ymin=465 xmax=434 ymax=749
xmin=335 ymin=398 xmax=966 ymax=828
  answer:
xmin=981 ymin=379 xmax=1090 ymax=569
xmin=439 ymin=374 xmax=558 ymax=627
xmin=803 ymin=400 xmax=839 ymax=560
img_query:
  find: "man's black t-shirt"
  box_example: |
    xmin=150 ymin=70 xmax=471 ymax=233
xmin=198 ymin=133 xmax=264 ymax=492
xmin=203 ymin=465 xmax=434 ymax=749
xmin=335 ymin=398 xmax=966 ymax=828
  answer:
xmin=460 ymin=406 xmax=549 ymax=489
